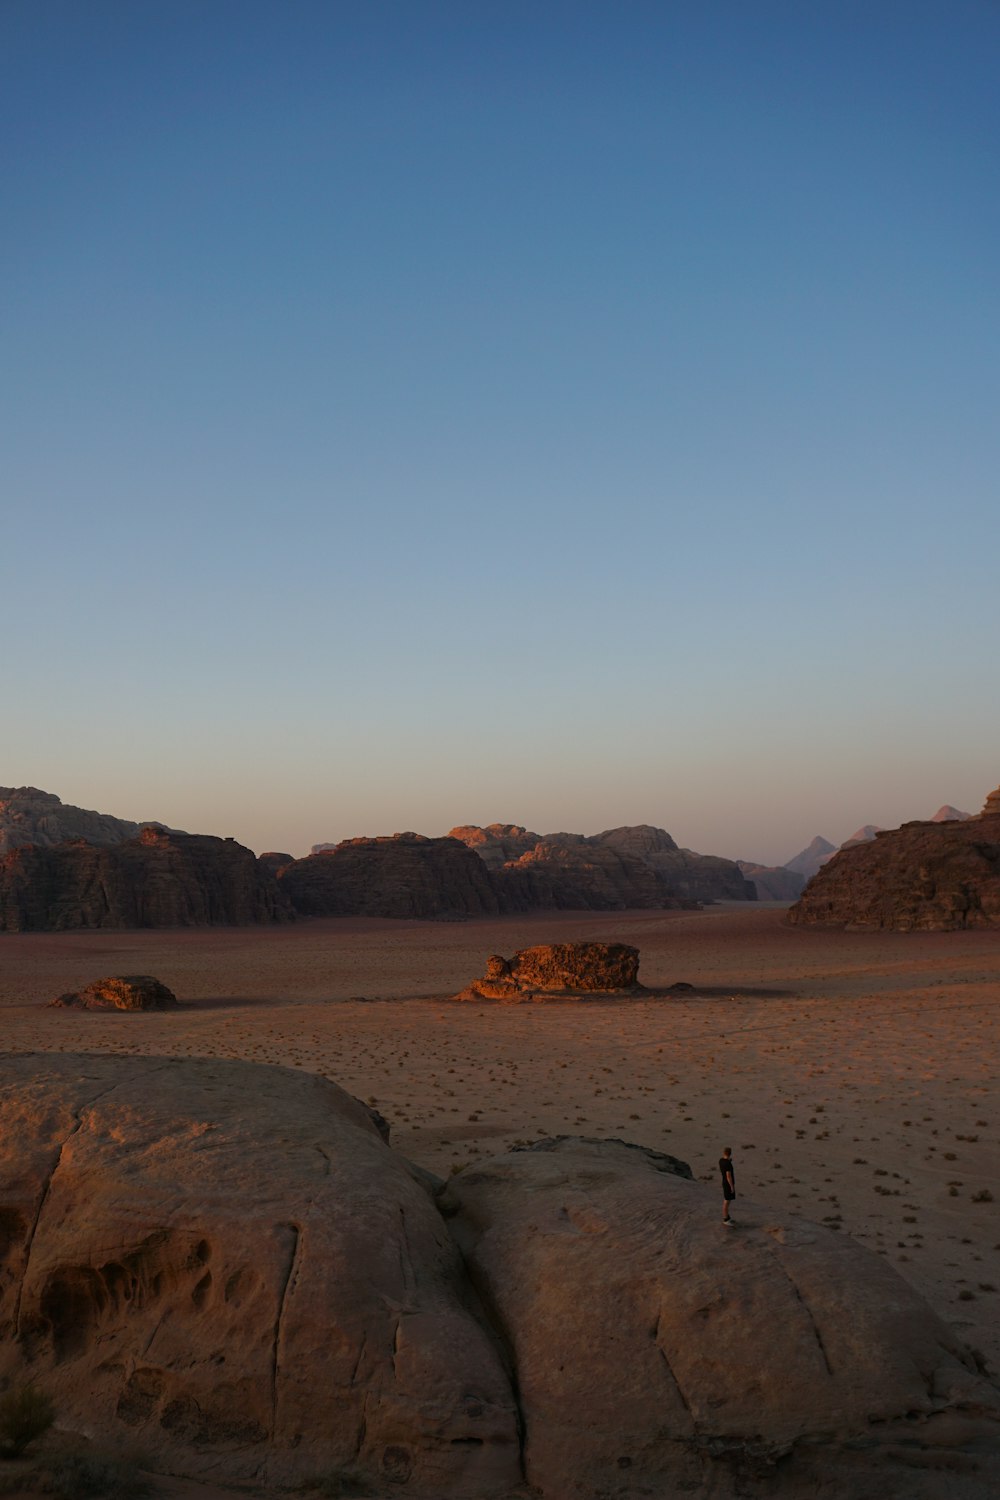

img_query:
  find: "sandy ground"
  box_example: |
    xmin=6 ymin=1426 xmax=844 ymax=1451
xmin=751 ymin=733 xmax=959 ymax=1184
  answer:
xmin=1 ymin=902 xmax=998 ymax=1449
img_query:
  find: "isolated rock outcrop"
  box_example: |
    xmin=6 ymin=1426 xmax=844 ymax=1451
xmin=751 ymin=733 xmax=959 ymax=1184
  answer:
xmin=0 ymin=786 xmax=169 ymax=855
xmin=457 ymin=942 xmax=641 ymax=1000
xmin=0 ymin=1054 xmax=520 ymax=1493
xmin=1 ymin=1057 xmax=998 ymax=1498
xmin=789 ymin=788 xmax=1000 ymax=930
xmin=0 ymin=828 xmax=292 ymax=932
xmin=441 ymin=1137 xmax=1000 ymax=1498
xmin=50 ymin=975 xmax=179 ymax=1011
xmin=278 ymin=834 xmax=505 ymax=918
xmin=257 ymin=851 xmax=294 ymax=878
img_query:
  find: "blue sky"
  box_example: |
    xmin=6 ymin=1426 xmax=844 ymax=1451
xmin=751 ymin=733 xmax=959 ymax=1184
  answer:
xmin=3 ymin=1 xmax=998 ymax=863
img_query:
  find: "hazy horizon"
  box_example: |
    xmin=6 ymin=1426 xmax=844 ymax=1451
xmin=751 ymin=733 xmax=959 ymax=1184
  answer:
xmin=4 ymin=2 xmax=998 ymax=870
xmin=2 ymin=772 xmax=989 ymax=869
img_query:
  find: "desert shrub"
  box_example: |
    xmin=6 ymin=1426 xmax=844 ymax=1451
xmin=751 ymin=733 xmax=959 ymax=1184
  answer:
xmin=0 ymin=1384 xmax=55 ymax=1459
xmin=44 ymin=1454 xmax=151 ymax=1500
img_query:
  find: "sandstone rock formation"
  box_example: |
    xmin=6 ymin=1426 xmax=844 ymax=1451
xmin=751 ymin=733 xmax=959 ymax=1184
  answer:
xmin=783 ymin=834 xmax=837 ymax=879
xmin=456 ymin=943 xmax=641 ymax=1000
xmin=0 ymin=829 xmax=292 ymax=932
xmin=788 ymin=789 xmax=1000 ymax=930
xmin=0 ymin=786 xmax=173 ymax=855
xmin=446 ymin=824 xmax=540 ymax=871
xmin=0 ymin=1054 xmax=520 ymax=1493
xmin=50 ymin=975 xmax=179 ymax=1011
xmin=493 ymin=835 xmax=679 ymax=911
xmin=450 ymin=823 xmax=753 ymax=907
xmin=277 ymin=834 xmax=504 ymax=919
xmin=736 ymin=860 xmax=806 ymax=901
xmin=257 ymin=851 xmax=294 ymax=878
xmin=1 ymin=1057 xmax=998 ymax=1498
xmin=441 ymin=1136 xmax=1000 ymax=1499
xmin=595 ymin=825 xmax=755 ymax=902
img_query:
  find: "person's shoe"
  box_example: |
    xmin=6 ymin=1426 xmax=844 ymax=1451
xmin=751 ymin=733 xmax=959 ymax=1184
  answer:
xmin=722 ymin=1218 xmax=735 ymax=1227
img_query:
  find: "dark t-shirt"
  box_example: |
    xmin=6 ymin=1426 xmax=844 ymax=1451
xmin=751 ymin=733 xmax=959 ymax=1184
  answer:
xmin=719 ymin=1155 xmax=735 ymax=1197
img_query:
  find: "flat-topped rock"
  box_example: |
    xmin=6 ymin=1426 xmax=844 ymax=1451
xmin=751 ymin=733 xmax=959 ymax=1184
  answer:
xmin=456 ymin=942 xmax=641 ymax=1000
xmin=50 ymin=975 xmax=179 ymax=1010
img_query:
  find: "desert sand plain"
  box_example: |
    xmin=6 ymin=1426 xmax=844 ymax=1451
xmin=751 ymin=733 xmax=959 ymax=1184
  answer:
xmin=1 ymin=902 xmax=999 ymax=1495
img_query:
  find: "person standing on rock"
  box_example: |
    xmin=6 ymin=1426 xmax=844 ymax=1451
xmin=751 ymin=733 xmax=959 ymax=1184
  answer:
xmin=720 ymin=1146 xmax=736 ymax=1225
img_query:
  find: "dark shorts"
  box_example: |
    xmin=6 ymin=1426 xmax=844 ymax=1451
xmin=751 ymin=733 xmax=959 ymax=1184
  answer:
xmin=722 ymin=1183 xmax=735 ymax=1200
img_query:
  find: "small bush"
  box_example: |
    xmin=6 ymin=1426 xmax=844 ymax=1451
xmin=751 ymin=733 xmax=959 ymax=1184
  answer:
xmin=0 ymin=1384 xmax=55 ymax=1459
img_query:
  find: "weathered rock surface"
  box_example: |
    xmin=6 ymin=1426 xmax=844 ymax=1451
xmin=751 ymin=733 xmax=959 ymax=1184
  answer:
xmin=493 ymin=834 xmax=679 ymax=911
xmin=451 ymin=823 xmax=753 ymax=907
xmin=0 ymin=1054 xmax=520 ymax=1493
xmin=0 ymin=829 xmax=292 ymax=932
xmin=457 ymin=943 xmax=641 ymax=1000
xmin=277 ymin=834 xmax=505 ymax=919
xmin=441 ymin=1136 xmax=1000 ymax=1499
xmin=50 ymin=975 xmax=179 ymax=1011
xmin=783 ymin=834 xmax=837 ymax=879
xmin=789 ymin=789 xmax=1000 ymax=930
xmin=1 ymin=1059 xmax=998 ymax=1498
xmin=446 ymin=824 xmax=540 ymax=871
xmin=595 ymin=825 xmax=756 ymax=902
xmin=736 ymin=861 xmax=806 ymax=901
xmin=0 ymin=786 xmax=169 ymax=855
xmin=256 ymin=851 xmax=294 ymax=879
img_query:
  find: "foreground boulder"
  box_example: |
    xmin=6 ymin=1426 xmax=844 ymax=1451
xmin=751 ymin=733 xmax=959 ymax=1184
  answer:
xmin=0 ymin=1055 xmax=519 ymax=1493
xmin=50 ymin=975 xmax=179 ymax=1011
xmin=441 ymin=1137 xmax=1000 ymax=1498
xmin=1 ymin=1057 xmax=998 ymax=1498
xmin=0 ymin=829 xmax=292 ymax=932
xmin=789 ymin=784 xmax=1000 ymax=930
xmin=457 ymin=942 xmax=641 ymax=1000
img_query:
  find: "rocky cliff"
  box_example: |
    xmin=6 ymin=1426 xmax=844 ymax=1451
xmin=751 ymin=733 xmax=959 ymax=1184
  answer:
xmin=788 ymin=786 xmax=1000 ymax=930
xmin=0 ymin=828 xmax=291 ymax=931
xmin=0 ymin=785 xmax=170 ymax=854
xmin=450 ymin=822 xmax=752 ymax=907
xmin=277 ymin=834 xmax=505 ymax=918
xmin=2 ymin=1053 xmax=997 ymax=1498
xmin=595 ymin=824 xmax=755 ymax=901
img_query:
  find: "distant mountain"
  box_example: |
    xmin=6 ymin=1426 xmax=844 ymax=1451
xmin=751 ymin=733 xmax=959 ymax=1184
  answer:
xmin=783 ymin=836 xmax=837 ymax=880
xmin=0 ymin=785 xmax=176 ymax=855
xmin=931 ymin=805 xmax=972 ymax=823
xmin=736 ymin=862 xmax=806 ymax=901
xmin=840 ymin=824 xmax=884 ymax=849
xmin=789 ymin=783 xmax=1000 ymax=930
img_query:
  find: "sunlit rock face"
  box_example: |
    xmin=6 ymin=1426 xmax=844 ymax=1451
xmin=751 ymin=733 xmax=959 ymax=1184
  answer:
xmin=456 ymin=942 xmax=642 ymax=1000
xmin=0 ymin=1054 xmax=520 ymax=1493
xmin=1 ymin=1056 xmax=998 ymax=1499
xmin=0 ymin=828 xmax=292 ymax=931
xmin=788 ymin=793 xmax=1000 ymax=930
xmin=49 ymin=975 xmax=179 ymax=1010
xmin=0 ymin=786 xmax=152 ymax=854
xmin=441 ymin=1137 xmax=1000 ymax=1499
